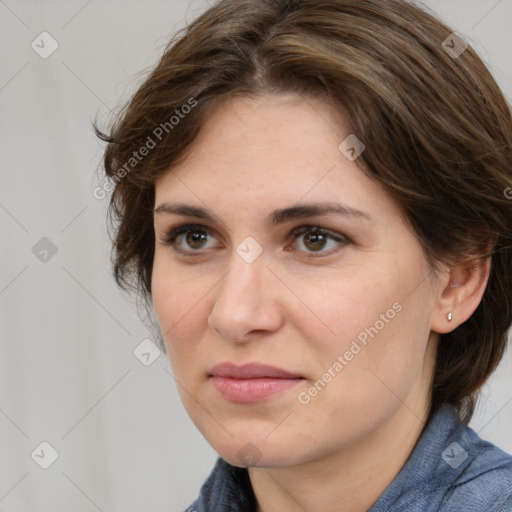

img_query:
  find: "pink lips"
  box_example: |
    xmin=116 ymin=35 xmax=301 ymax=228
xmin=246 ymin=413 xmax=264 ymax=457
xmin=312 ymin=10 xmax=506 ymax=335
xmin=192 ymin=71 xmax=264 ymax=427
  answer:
xmin=210 ymin=363 xmax=304 ymax=402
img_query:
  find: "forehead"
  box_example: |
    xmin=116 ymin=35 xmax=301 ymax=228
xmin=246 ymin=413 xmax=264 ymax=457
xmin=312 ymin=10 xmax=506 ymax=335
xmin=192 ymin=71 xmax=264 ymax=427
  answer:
xmin=180 ymin=92 xmax=344 ymax=159
xmin=154 ymin=92 xmax=399 ymax=225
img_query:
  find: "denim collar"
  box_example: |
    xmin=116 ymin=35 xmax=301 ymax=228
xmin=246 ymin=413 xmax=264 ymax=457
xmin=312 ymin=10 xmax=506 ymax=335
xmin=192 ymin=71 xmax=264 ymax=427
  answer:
xmin=187 ymin=404 xmax=512 ymax=511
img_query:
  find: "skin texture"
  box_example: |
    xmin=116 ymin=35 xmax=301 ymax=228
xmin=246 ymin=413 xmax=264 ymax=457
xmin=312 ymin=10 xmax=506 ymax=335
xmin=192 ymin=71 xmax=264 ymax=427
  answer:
xmin=151 ymin=92 xmax=490 ymax=512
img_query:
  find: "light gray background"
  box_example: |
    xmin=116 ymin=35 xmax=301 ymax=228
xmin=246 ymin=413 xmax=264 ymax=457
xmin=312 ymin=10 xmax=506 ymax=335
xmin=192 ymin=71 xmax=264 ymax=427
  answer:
xmin=1 ymin=1 xmax=511 ymax=511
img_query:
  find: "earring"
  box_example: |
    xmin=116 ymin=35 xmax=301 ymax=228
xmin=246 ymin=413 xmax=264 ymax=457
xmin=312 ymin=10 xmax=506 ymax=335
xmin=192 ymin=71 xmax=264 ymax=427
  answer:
xmin=447 ymin=312 xmax=453 ymax=322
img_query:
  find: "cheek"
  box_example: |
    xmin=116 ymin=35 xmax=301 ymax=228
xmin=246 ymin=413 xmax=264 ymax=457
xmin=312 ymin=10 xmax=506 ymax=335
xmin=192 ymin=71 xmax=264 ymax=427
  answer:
xmin=290 ymin=265 xmax=403 ymax=355
xmin=295 ymin=259 xmax=430 ymax=391
xmin=151 ymin=262 xmax=208 ymax=364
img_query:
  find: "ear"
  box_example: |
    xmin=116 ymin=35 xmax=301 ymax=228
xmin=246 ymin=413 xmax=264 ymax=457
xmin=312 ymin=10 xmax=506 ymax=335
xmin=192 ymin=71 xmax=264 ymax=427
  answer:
xmin=431 ymin=255 xmax=491 ymax=334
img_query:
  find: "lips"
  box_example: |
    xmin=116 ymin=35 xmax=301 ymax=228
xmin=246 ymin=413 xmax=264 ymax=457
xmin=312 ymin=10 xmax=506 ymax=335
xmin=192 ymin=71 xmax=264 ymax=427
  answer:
xmin=210 ymin=362 xmax=302 ymax=379
xmin=209 ymin=362 xmax=304 ymax=402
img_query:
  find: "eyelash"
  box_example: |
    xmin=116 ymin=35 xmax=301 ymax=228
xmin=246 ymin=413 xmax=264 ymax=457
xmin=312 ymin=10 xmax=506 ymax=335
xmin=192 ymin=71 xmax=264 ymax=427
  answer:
xmin=159 ymin=223 xmax=350 ymax=257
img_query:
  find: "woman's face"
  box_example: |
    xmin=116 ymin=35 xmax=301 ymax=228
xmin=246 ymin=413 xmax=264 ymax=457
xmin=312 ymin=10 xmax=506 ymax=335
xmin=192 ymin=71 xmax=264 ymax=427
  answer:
xmin=152 ymin=92 xmax=442 ymax=468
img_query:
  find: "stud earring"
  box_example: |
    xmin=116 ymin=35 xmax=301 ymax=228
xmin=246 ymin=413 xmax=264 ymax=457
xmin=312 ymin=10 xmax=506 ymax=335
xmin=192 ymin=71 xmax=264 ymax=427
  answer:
xmin=447 ymin=312 xmax=453 ymax=322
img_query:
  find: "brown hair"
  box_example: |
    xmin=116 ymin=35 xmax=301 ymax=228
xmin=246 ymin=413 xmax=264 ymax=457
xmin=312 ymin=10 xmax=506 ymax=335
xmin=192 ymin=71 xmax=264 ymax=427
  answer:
xmin=95 ymin=0 xmax=512 ymax=424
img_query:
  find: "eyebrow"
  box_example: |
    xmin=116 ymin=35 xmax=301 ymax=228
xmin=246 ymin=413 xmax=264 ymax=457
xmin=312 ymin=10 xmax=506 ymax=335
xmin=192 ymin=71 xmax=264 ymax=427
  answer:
xmin=154 ymin=201 xmax=374 ymax=226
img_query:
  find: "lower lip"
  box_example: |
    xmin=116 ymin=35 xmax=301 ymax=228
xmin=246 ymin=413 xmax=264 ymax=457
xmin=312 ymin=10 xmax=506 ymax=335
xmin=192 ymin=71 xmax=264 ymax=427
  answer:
xmin=211 ymin=376 xmax=304 ymax=402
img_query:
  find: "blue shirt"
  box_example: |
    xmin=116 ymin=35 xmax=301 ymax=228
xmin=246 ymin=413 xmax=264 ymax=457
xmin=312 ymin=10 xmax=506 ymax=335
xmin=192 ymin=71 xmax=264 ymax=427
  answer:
xmin=185 ymin=404 xmax=512 ymax=511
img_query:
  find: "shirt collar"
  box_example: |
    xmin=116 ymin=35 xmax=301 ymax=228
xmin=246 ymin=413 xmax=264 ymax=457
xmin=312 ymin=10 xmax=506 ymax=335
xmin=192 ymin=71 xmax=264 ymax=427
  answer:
xmin=368 ymin=404 xmax=472 ymax=510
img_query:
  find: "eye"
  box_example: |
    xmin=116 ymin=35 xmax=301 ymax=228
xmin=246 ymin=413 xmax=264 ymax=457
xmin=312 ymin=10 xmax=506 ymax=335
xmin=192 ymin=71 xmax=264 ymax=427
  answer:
xmin=159 ymin=224 xmax=219 ymax=254
xmin=290 ymin=225 xmax=349 ymax=256
xmin=158 ymin=223 xmax=349 ymax=257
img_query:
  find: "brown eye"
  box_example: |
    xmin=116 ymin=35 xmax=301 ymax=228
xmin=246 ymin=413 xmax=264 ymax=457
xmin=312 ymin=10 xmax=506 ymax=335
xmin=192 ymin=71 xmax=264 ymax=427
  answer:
xmin=161 ymin=224 xmax=218 ymax=253
xmin=160 ymin=223 xmax=348 ymax=258
xmin=184 ymin=230 xmax=209 ymax=249
xmin=302 ymin=231 xmax=328 ymax=251
xmin=291 ymin=226 xmax=349 ymax=255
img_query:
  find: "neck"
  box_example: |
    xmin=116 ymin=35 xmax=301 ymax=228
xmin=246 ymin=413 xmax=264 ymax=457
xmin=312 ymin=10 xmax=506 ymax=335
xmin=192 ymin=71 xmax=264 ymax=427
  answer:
xmin=249 ymin=394 xmax=432 ymax=512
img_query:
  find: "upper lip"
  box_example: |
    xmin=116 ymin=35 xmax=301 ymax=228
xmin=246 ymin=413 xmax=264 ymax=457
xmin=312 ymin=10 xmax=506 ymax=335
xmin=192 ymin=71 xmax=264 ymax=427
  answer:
xmin=210 ymin=362 xmax=302 ymax=379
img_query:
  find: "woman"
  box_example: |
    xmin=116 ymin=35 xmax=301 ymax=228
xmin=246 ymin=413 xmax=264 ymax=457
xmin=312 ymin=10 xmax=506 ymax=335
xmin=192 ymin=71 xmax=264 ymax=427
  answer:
xmin=96 ymin=0 xmax=512 ymax=510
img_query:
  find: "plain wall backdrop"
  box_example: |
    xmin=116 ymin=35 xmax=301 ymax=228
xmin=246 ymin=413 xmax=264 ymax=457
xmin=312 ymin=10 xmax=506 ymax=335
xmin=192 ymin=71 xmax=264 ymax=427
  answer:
xmin=1 ymin=1 xmax=511 ymax=511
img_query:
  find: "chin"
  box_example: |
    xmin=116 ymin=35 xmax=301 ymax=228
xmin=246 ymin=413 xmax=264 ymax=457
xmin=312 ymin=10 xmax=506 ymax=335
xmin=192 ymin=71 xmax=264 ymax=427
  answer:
xmin=208 ymin=430 xmax=307 ymax=469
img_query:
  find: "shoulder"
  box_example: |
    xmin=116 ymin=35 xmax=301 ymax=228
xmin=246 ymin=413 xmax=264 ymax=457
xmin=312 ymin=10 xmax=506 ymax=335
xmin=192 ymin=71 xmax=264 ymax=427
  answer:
xmin=439 ymin=440 xmax=512 ymax=512
xmin=370 ymin=406 xmax=512 ymax=512
xmin=396 ymin=441 xmax=512 ymax=512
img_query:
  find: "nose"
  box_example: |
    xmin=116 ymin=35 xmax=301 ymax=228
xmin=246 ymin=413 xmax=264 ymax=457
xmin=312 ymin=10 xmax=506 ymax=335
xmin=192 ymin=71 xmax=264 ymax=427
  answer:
xmin=207 ymin=253 xmax=284 ymax=343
